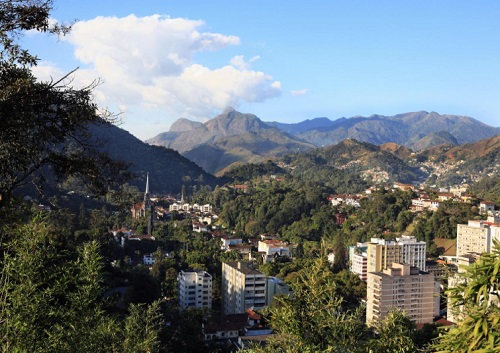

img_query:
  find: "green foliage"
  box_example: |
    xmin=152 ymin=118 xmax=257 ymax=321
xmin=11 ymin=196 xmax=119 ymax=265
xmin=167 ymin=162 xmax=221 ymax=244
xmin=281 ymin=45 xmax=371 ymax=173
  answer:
xmin=224 ymin=160 xmax=286 ymax=182
xmin=469 ymin=175 xmax=500 ymax=207
xmin=259 ymin=257 xmax=369 ymax=352
xmin=0 ymin=1 xmax=130 ymax=207
xmin=433 ymin=243 xmax=500 ymax=352
xmin=341 ymin=189 xmax=416 ymax=242
xmin=123 ymin=301 xmax=163 ymax=353
xmin=367 ymin=309 xmax=418 ymax=353
xmin=0 ymin=216 xmax=115 ymax=353
xmin=412 ymin=201 xmax=479 ymax=244
xmin=217 ymin=180 xmax=336 ymax=240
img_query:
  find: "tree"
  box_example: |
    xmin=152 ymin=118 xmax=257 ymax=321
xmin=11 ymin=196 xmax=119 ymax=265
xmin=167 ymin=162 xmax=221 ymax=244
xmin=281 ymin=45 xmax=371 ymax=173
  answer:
xmin=367 ymin=309 xmax=417 ymax=353
xmin=0 ymin=0 xmax=128 ymax=208
xmin=122 ymin=301 xmax=163 ymax=353
xmin=432 ymin=242 xmax=500 ymax=352
xmin=252 ymin=257 xmax=369 ymax=352
xmin=0 ymin=216 xmax=116 ymax=353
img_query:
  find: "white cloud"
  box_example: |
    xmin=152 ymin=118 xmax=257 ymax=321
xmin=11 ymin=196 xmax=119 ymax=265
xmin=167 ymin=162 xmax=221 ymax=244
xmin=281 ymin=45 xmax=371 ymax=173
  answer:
xmin=291 ymin=89 xmax=309 ymax=96
xmin=32 ymin=62 xmax=66 ymax=83
xmin=230 ymin=55 xmax=261 ymax=70
xmin=40 ymin=14 xmax=281 ymax=123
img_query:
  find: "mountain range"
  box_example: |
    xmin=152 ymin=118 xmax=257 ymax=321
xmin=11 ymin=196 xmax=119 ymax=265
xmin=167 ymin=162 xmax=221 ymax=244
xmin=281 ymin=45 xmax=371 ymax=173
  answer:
xmin=26 ymin=114 xmax=499 ymax=208
xmin=146 ymin=108 xmax=499 ymax=174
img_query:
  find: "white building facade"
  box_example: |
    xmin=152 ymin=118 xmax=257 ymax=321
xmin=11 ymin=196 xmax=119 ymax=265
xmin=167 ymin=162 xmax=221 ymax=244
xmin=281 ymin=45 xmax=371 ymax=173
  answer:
xmin=178 ymin=269 xmax=212 ymax=310
xmin=222 ymin=262 xmax=267 ymax=315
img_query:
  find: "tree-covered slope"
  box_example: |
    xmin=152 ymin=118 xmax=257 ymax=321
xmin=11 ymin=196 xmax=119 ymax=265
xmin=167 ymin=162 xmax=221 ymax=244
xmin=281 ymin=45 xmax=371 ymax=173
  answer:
xmin=88 ymin=123 xmax=224 ymax=194
xmin=281 ymin=139 xmax=426 ymax=185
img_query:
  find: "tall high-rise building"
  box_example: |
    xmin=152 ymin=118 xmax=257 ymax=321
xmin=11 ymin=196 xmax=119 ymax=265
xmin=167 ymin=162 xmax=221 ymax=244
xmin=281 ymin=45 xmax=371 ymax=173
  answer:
xmin=222 ymin=262 xmax=266 ymax=315
xmin=366 ymin=263 xmax=439 ymax=325
xmin=456 ymin=220 xmax=500 ymax=256
xmin=177 ymin=269 xmax=212 ymax=310
xmin=367 ymin=236 xmax=426 ymax=273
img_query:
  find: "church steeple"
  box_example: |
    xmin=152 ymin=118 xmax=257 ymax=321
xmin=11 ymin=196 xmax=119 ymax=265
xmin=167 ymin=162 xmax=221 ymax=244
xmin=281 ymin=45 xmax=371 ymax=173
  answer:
xmin=144 ymin=172 xmax=150 ymax=206
xmin=143 ymin=172 xmax=154 ymax=235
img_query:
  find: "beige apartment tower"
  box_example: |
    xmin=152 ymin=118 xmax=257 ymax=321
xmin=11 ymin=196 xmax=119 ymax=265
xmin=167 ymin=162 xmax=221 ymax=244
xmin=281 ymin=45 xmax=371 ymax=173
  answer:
xmin=222 ymin=262 xmax=267 ymax=315
xmin=366 ymin=263 xmax=439 ymax=325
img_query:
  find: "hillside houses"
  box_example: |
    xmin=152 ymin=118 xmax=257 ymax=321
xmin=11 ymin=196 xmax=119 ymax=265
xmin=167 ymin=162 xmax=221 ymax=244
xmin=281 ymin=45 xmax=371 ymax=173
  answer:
xmin=329 ymin=194 xmax=364 ymax=208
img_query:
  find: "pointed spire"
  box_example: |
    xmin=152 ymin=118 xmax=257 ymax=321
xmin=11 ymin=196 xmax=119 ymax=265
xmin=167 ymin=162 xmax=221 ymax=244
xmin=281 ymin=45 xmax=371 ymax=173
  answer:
xmin=144 ymin=172 xmax=150 ymax=205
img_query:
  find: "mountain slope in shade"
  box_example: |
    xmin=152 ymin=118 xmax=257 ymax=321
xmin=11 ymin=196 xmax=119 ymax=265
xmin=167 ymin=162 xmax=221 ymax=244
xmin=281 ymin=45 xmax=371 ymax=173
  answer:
xmin=266 ymin=117 xmax=347 ymax=135
xmin=88 ymin=123 xmax=223 ymax=194
xmin=184 ymin=129 xmax=314 ymax=174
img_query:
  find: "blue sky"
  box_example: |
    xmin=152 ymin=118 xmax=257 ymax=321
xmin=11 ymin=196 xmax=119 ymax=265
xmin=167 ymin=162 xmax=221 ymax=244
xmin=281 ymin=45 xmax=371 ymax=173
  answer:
xmin=24 ymin=0 xmax=500 ymax=139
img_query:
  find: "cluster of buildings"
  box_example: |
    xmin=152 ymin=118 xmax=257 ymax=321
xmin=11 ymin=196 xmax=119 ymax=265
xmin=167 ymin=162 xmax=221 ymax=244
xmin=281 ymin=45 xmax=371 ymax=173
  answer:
xmin=130 ymin=172 xmax=499 ymax=334
xmin=348 ymin=236 xmax=440 ymax=326
xmin=176 ymin=261 xmax=292 ymax=315
xmin=357 ymin=202 xmax=500 ymax=327
xmin=176 ymin=261 xmax=292 ymax=348
xmin=129 ymin=174 xmax=217 ymax=236
xmin=214 ymin=233 xmax=294 ymax=264
xmin=447 ymin=210 xmax=500 ymax=323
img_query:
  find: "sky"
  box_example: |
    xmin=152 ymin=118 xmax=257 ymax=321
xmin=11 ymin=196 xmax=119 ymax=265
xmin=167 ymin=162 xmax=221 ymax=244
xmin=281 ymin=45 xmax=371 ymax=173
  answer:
xmin=24 ymin=0 xmax=500 ymax=140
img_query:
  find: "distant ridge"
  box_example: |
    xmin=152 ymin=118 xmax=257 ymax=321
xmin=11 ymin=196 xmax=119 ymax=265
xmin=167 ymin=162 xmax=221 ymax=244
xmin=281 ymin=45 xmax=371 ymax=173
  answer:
xmin=290 ymin=111 xmax=499 ymax=149
xmin=146 ymin=108 xmax=499 ymax=174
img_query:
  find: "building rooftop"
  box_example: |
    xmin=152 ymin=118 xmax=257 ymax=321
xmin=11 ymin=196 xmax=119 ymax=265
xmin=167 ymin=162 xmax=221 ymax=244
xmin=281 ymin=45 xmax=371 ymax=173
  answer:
xmin=224 ymin=262 xmax=265 ymax=275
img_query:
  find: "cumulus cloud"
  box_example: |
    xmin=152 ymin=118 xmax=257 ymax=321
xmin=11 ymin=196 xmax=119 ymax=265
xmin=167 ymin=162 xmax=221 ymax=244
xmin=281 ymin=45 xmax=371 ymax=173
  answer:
xmin=35 ymin=14 xmax=281 ymax=122
xmin=230 ymin=55 xmax=261 ymax=70
xmin=290 ymin=89 xmax=309 ymax=96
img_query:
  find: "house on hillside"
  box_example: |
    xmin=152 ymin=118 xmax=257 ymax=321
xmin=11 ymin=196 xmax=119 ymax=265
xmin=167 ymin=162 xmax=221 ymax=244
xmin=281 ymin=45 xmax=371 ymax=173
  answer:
xmin=192 ymin=221 xmax=209 ymax=233
xmin=258 ymin=240 xmax=290 ymax=263
xmin=480 ymin=200 xmax=495 ymax=214
xmin=393 ymin=182 xmax=414 ymax=191
xmin=221 ymin=236 xmax=243 ymax=250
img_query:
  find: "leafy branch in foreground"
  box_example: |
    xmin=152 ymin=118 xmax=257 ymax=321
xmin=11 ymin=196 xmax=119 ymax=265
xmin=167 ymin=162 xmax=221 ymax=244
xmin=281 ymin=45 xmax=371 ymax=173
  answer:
xmin=433 ymin=242 xmax=500 ymax=352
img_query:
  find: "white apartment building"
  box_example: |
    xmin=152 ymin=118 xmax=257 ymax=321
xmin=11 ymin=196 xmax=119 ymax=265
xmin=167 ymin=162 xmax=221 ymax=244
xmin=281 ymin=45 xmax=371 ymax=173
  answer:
xmin=367 ymin=236 xmax=426 ymax=273
xmin=177 ymin=269 xmax=212 ymax=310
xmin=352 ymin=251 xmax=368 ymax=281
xmin=366 ymin=263 xmax=439 ymax=325
xmin=456 ymin=220 xmax=500 ymax=255
xmin=222 ymin=262 xmax=267 ymax=315
xmin=349 ymin=243 xmax=369 ymax=281
xmin=169 ymin=203 xmax=213 ymax=213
